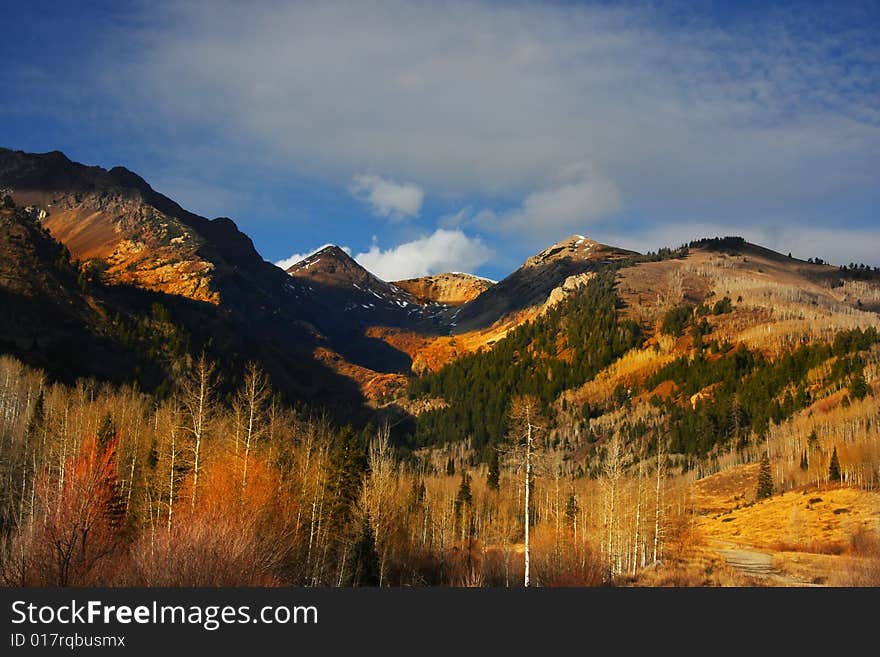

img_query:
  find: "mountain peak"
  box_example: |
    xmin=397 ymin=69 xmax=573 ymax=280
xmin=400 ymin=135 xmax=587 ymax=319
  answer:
xmin=285 ymin=244 xmax=361 ymax=277
xmin=523 ymin=233 xmax=602 ymax=269
xmin=283 ymin=241 xmax=451 ymax=330
xmin=315 ymin=244 xmax=353 ymax=260
xmin=451 ymin=234 xmax=637 ymax=332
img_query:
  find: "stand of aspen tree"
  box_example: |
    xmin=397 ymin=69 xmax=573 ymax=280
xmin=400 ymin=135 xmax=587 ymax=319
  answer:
xmin=0 ymin=353 xmax=688 ymax=587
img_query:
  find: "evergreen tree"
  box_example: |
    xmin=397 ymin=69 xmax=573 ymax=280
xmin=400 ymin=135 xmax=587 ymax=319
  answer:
xmin=756 ymin=453 xmax=773 ymax=499
xmin=564 ymin=492 xmax=579 ymax=530
xmin=487 ymin=450 xmax=500 ymax=490
xmin=828 ymin=447 xmax=841 ymax=482
xmin=327 ymin=426 xmax=367 ymax=530
xmin=97 ymin=412 xmax=116 ymax=453
xmin=351 ymin=516 xmax=381 ymax=586
xmin=410 ymin=479 xmax=425 ymax=506
xmin=661 ymin=304 xmax=694 ymax=337
xmin=849 ymin=372 xmax=868 ymax=401
xmin=446 ymin=457 xmax=455 ymax=476
xmin=454 ymin=473 xmax=473 ymax=518
xmin=712 ymin=296 xmax=733 ymax=315
xmin=800 ymin=451 xmax=808 ymax=471
xmin=410 ymin=270 xmax=643 ymax=454
xmin=25 ymin=390 xmax=45 ymax=441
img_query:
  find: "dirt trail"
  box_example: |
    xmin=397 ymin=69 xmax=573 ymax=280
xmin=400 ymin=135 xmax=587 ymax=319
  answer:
xmin=711 ymin=541 xmax=821 ymax=586
xmin=714 ymin=542 xmax=774 ymax=577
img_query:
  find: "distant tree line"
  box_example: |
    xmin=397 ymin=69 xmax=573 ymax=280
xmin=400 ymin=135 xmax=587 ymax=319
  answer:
xmin=688 ymin=236 xmax=746 ymax=252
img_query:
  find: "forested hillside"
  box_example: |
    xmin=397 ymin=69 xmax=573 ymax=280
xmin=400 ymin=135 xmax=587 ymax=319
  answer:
xmin=410 ymin=269 xmax=643 ymax=453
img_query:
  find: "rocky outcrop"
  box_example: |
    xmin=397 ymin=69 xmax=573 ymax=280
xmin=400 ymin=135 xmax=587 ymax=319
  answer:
xmin=543 ymin=272 xmax=596 ymax=310
xmin=392 ymin=272 xmax=493 ymax=306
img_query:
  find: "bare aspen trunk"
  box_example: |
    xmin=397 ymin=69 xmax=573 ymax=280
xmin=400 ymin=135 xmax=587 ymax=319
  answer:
xmin=508 ymin=395 xmax=544 ymax=588
xmin=167 ymin=421 xmax=177 ymax=531
xmin=632 ymin=461 xmax=643 ymax=577
xmin=29 ymin=448 xmax=37 ymax=526
xmin=524 ymin=411 xmax=531 ymax=588
xmin=336 ymin=545 xmax=348 ymax=587
xmin=294 ymin=428 xmax=314 ymax=545
xmin=127 ymin=449 xmax=136 ymax=516
xmin=58 ymin=401 xmax=69 ymax=497
xmin=17 ymin=463 xmax=27 ymax=528
xmin=242 ymin=394 xmax=255 ymax=491
xmin=602 ymin=432 xmax=628 ymax=579
xmin=183 ymin=354 xmax=215 ymax=514
xmin=191 ymin=432 xmax=201 ymax=511
xmin=554 ymin=469 xmax=560 ymax=565
xmin=653 ymin=442 xmax=666 ymax=563
xmin=239 ymin=363 xmax=268 ymax=493
xmin=607 ymin=477 xmax=615 ymax=577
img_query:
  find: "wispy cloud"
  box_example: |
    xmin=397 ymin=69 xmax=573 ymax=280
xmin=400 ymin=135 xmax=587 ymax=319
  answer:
xmin=354 ymin=229 xmax=491 ymax=280
xmin=12 ymin=1 xmax=878 ymax=268
xmin=106 ymin=1 xmax=880 ymax=213
xmin=351 ymin=173 xmax=424 ymax=220
xmin=477 ymin=162 xmax=622 ymax=238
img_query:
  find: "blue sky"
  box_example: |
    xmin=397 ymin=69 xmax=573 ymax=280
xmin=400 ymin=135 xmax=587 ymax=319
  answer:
xmin=2 ymin=0 xmax=879 ymax=280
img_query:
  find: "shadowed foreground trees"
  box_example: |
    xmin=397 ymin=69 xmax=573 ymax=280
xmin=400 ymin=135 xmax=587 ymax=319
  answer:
xmin=4 ymin=432 xmax=123 ymax=586
xmin=0 ymin=355 xmax=613 ymax=586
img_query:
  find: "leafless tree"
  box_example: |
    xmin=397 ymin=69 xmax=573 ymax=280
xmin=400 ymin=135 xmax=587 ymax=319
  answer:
xmin=236 ymin=362 xmax=270 ymax=492
xmin=179 ymin=353 xmax=216 ymax=513
xmin=601 ymin=432 xmax=630 ymax=579
xmin=653 ymin=436 xmax=668 ymax=564
xmin=507 ymin=395 xmax=546 ymax=587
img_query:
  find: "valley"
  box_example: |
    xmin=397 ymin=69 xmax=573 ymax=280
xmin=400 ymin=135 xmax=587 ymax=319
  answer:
xmin=1 ymin=147 xmax=878 ymax=587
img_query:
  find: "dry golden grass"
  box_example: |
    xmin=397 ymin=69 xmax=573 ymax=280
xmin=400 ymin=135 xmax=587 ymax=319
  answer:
xmin=698 ymin=485 xmax=879 ymax=549
xmin=691 ymin=463 xmax=761 ymax=514
xmin=689 ymin=461 xmax=880 ymax=586
xmin=628 ymin=515 xmax=758 ymax=587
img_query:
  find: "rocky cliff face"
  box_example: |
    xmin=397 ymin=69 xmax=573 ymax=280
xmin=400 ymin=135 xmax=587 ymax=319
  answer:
xmin=392 ymin=272 xmax=494 ymax=306
xmin=0 ymin=148 xmax=277 ymax=306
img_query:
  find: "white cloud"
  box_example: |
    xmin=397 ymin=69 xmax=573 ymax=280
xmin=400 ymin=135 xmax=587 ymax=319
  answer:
xmin=351 ymin=173 xmax=424 ymax=220
xmin=106 ymin=0 xmax=880 ymax=219
xmin=486 ymin=163 xmax=622 ymax=237
xmin=275 ymin=244 xmax=351 ymax=270
xmin=354 ymin=229 xmax=491 ymax=280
